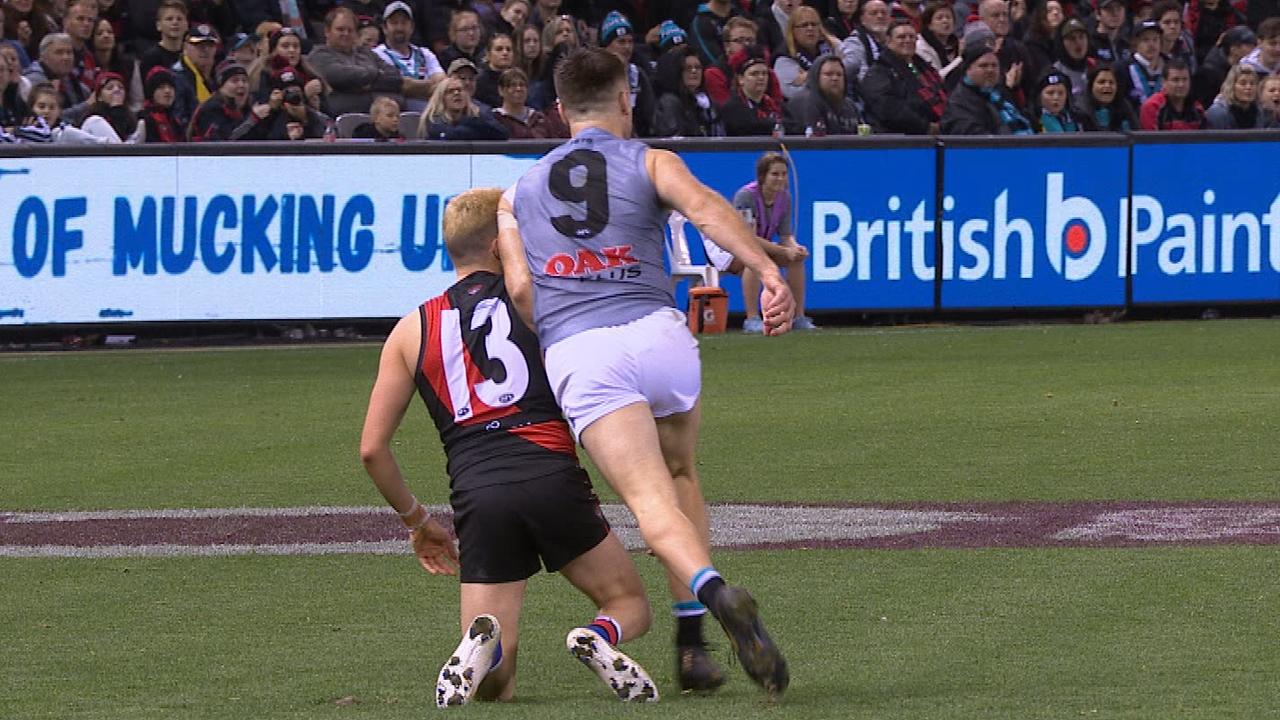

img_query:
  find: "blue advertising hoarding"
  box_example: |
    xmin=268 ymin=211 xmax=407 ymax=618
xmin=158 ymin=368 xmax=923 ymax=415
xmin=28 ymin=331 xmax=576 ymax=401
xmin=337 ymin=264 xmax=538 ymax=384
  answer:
xmin=1130 ymin=140 xmax=1280 ymax=304
xmin=940 ymin=144 xmax=1128 ymax=309
xmin=680 ymin=145 xmax=937 ymax=312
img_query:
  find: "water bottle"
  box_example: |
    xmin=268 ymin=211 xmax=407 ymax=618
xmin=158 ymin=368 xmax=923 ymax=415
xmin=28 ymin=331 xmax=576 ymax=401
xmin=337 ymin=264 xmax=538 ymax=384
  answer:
xmin=771 ymin=120 xmax=784 ymax=138
xmin=814 ymin=119 xmax=827 ymax=137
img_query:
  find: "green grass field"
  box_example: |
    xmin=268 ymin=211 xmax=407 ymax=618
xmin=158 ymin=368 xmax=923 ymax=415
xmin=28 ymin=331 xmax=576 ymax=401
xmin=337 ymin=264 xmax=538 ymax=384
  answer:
xmin=3 ymin=320 xmax=1279 ymax=718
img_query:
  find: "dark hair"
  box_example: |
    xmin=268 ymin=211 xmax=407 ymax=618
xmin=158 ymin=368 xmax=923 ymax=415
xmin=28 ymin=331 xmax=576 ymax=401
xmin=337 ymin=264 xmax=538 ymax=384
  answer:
xmin=920 ymin=1 xmax=954 ymax=29
xmin=554 ymin=47 xmax=626 ymax=118
xmin=1027 ymin=0 xmax=1060 ymax=40
xmin=1150 ymin=0 xmax=1181 ymax=24
xmin=755 ymin=152 xmax=787 ymax=186
xmin=887 ymin=19 xmax=915 ymax=39
xmin=1165 ymin=57 xmax=1190 ymax=74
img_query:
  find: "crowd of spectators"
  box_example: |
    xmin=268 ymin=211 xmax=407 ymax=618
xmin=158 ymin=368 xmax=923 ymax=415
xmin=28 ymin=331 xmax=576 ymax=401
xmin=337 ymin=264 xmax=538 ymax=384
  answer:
xmin=1 ymin=0 xmax=1278 ymax=143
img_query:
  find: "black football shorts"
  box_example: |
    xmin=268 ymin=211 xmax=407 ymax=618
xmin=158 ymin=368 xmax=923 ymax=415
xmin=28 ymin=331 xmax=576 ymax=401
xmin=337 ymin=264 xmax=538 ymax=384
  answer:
xmin=450 ymin=467 xmax=611 ymax=583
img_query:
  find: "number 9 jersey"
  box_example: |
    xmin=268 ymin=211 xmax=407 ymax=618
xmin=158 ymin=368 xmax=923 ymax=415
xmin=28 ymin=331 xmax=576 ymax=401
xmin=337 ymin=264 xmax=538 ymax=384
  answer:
xmin=512 ymin=127 xmax=677 ymax=348
xmin=414 ymin=270 xmax=580 ymax=492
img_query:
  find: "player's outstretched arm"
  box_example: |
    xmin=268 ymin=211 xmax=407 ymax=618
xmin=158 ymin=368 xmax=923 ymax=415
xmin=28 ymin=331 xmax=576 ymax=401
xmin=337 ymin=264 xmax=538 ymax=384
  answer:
xmin=496 ymin=189 xmax=536 ymax=330
xmin=647 ymin=149 xmax=796 ymax=335
xmin=360 ymin=312 xmax=459 ymax=575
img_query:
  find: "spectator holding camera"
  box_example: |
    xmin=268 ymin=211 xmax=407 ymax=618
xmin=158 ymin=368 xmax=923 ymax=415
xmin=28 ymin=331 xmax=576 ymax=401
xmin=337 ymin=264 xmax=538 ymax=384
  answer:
xmin=232 ymin=64 xmax=329 ymax=139
xmin=1139 ymin=57 xmax=1205 ymax=129
xmin=187 ymin=60 xmax=248 ymax=140
xmin=248 ymin=28 xmax=325 ymax=104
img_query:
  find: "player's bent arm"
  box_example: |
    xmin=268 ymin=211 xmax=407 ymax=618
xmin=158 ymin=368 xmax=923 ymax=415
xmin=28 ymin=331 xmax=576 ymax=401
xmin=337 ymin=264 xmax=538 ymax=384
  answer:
xmin=648 ymin=149 xmax=783 ymax=283
xmin=496 ymin=190 xmax=536 ymax=329
xmin=360 ymin=313 xmax=459 ymax=575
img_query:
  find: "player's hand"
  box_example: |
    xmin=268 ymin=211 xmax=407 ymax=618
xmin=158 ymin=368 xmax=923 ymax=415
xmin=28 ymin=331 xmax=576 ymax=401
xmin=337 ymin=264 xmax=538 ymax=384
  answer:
xmin=410 ymin=518 xmax=459 ymax=575
xmin=783 ymin=245 xmax=809 ymax=262
xmin=758 ymin=272 xmax=795 ymax=336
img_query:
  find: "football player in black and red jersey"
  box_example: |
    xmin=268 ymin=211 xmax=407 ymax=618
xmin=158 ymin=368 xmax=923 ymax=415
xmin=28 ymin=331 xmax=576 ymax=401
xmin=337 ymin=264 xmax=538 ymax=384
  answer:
xmin=360 ymin=187 xmax=658 ymax=707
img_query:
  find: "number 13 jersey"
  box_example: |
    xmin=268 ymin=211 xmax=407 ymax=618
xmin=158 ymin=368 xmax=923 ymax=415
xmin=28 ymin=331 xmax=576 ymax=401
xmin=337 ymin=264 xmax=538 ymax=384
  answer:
xmin=415 ymin=271 xmax=579 ymax=491
xmin=512 ymin=127 xmax=676 ymax=348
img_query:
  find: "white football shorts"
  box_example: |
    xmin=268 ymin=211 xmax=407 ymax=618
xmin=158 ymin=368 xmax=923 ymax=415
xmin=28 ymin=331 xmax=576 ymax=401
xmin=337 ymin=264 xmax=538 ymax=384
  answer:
xmin=701 ymin=236 xmax=735 ymax=272
xmin=544 ymin=308 xmax=701 ymax=440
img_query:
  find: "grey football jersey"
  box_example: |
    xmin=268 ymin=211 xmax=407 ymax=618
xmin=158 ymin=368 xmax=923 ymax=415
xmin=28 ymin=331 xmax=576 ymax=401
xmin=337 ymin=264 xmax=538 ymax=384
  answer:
xmin=513 ymin=128 xmax=676 ymax=347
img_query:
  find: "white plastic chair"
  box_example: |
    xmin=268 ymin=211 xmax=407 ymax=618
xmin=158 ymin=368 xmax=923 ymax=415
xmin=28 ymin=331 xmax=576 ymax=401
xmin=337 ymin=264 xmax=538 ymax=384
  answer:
xmin=666 ymin=212 xmax=720 ymax=288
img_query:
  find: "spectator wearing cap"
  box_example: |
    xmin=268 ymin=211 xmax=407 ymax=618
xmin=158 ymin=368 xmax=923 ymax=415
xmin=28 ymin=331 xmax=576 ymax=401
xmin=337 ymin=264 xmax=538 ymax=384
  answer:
xmin=1031 ymin=70 xmax=1083 ymax=131
xmin=140 ymin=0 xmax=189 ymax=77
xmin=188 ymin=60 xmax=248 ymax=140
xmin=445 ymin=57 xmax=491 ymax=111
xmin=1194 ymin=25 xmax=1254 ymax=107
xmin=775 ymin=5 xmax=843 ymax=99
xmin=169 ymin=23 xmax=219 ymax=127
xmin=78 ymin=69 xmax=144 ymax=141
xmin=438 ymin=9 xmax=486 ymax=71
xmin=1205 ymin=63 xmax=1276 ymax=129
xmin=90 ymin=18 xmax=143 ymax=111
xmin=783 ymin=52 xmax=869 ymax=134
xmin=651 ymin=45 xmax=723 ymax=137
xmin=232 ymin=64 xmax=329 ymax=139
xmin=1090 ymin=0 xmax=1130 ymax=65
xmin=491 ymin=66 xmax=563 ymax=137
xmin=416 ymin=71 xmax=507 ymax=139
xmin=1074 ymin=63 xmax=1136 ymax=130
xmin=941 ymin=37 xmax=1034 ymax=134
xmin=352 ymin=94 xmax=406 ymax=140
xmin=690 ymin=0 xmax=744 ymax=67
xmin=839 ymin=0 xmax=890 ymax=82
xmin=1140 ymin=57 xmax=1205 ymax=129
xmin=141 ymin=65 xmax=184 ymax=141
xmin=916 ymin=2 xmax=961 ymax=79
xmin=1123 ymin=19 xmax=1164 ymax=107
xmin=720 ymin=47 xmax=783 ymax=135
xmin=1151 ymin=1 xmax=1196 ymax=75
xmin=23 ymin=34 xmax=91 ymax=110
xmin=372 ymin=1 xmax=444 ymax=111
xmin=863 ymin=19 xmax=946 ymax=134
xmin=1184 ymin=0 xmax=1247 ymax=66
xmin=228 ymin=33 xmax=259 ymax=67
xmin=472 ymin=32 xmax=514 ymax=109
xmin=308 ymin=7 xmax=407 ymax=115
xmin=1051 ymin=18 xmax=1093 ymax=100
xmin=356 ymin=15 xmax=382 ymax=51
xmin=1242 ymin=18 xmax=1280 ymax=77
xmin=599 ymin=11 xmax=655 ymax=136
xmin=756 ymin=0 xmax=798 ymax=61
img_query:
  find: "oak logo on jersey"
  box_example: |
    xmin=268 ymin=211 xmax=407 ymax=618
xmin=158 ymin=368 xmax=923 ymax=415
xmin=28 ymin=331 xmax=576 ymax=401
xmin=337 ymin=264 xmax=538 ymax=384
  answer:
xmin=544 ymin=245 xmax=641 ymax=279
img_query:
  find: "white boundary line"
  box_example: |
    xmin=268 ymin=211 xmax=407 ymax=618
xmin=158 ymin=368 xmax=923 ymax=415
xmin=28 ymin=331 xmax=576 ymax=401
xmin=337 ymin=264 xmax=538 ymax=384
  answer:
xmin=0 ymin=505 xmax=449 ymax=523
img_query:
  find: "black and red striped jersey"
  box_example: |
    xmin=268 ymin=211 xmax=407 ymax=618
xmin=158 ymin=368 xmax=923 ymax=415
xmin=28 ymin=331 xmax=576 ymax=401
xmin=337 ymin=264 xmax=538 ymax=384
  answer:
xmin=414 ymin=271 xmax=578 ymax=491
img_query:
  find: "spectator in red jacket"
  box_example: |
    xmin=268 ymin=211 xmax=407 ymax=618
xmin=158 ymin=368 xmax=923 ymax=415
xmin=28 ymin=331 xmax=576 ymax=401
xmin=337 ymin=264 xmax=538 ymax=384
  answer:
xmin=1139 ymin=58 xmax=1204 ymax=129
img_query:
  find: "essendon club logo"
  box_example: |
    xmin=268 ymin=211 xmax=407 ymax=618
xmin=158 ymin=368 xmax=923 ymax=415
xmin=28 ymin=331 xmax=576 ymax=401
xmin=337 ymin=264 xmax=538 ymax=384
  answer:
xmin=544 ymin=245 xmax=640 ymax=278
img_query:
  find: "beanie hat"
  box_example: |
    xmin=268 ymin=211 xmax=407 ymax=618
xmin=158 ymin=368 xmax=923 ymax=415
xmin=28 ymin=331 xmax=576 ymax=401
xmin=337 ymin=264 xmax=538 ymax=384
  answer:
xmin=94 ymin=70 xmax=125 ymax=93
xmin=144 ymin=66 xmax=177 ymax=97
xmin=216 ymin=62 xmax=248 ymax=88
xmin=599 ymin=11 xmax=633 ymax=47
xmin=961 ymin=22 xmax=996 ymax=66
xmin=657 ymin=20 xmax=687 ymax=52
xmin=1036 ymin=69 xmax=1071 ymax=96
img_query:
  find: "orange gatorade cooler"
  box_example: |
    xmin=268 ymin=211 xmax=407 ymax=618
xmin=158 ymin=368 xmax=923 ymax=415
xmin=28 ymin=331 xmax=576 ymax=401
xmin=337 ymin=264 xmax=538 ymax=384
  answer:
xmin=687 ymin=287 xmax=729 ymax=334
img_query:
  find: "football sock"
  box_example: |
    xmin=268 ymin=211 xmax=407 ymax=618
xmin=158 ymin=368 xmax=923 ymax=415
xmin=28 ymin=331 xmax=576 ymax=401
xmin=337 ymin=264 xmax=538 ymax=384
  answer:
xmin=691 ymin=567 xmax=727 ymax=612
xmin=489 ymin=640 xmax=504 ymax=670
xmin=673 ymin=601 xmax=707 ymax=647
xmin=587 ymin=615 xmax=622 ymax=646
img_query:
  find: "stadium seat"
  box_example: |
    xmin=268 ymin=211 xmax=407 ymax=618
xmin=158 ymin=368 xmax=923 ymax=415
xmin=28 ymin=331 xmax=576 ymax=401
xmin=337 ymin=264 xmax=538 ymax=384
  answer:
xmin=399 ymin=111 xmax=422 ymax=139
xmin=334 ymin=113 xmax=371 ymax=139
xmin=666 ymin=212 xmax=719 ymax=288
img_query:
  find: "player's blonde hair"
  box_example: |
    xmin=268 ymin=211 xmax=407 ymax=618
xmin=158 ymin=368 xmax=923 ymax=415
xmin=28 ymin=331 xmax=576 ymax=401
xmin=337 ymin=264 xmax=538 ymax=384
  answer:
xmin=443 ymin=187 xmax=503 ymax=265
